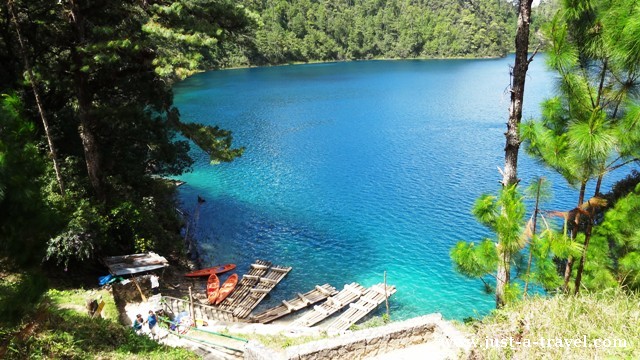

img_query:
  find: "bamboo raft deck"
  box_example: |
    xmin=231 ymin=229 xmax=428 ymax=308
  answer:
xmin=325 ymin=283 xmax=397 ymax=332
xmin=250 ymin=284 xmax=338 ymax=324
xmin=218 ymin=260 xmax=272 ymax=312
xmin=232 ymin=265 xmax=293 ymax=318
xmin=161 ymin=295 xmax=239 ymax=323
xmin=290 ymin=282 xmax=366 ymax=328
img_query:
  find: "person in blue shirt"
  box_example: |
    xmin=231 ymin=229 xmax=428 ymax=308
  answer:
xmin=132 ymin=314 xmax=144 ymax=333
xmin=147 ymin=310 xmax=158 ymax=337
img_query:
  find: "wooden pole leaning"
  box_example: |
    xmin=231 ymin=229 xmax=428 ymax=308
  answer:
xmin=189 ymin=286 xmax=196 ymax=328
xmin=384 ymin=271 xmax=389 ymax=318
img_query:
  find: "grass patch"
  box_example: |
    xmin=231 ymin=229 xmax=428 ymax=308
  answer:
xmin=48 ymin=288 xmax=119 ymax=320
xmin=0 ymin=286 xmax=198 ymax=359
xmin=469 ymin=289 xmax=640 ymax=359
xmin=349 ymin=314 xmax=391 ymax=331
xmin=216 ymin=328 xmax=330 ymax=350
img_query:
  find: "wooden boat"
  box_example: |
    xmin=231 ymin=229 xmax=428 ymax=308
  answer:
xmin=215 ymin=273 xmax=238 ymax=305
xmin=184 ymin=264 xmax=236 ymax=277
xmin=206 ymin=274 xmax=220 ymax=305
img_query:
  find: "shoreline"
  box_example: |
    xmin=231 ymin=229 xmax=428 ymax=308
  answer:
xmin=179 ymin=52 xmax=510 ymax=80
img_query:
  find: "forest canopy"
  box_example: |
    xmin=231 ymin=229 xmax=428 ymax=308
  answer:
xmin=0 ymin=0 xmax=252 ymax=269
xmin=236 ymin=0 xmax=521 ymax=65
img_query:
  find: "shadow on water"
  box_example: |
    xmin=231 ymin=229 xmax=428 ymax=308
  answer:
xmin=178 ymin=184 xmax=373 ymax=312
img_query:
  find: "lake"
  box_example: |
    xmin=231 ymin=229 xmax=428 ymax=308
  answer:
xmin=173 ymin=56 xmax=619 ymax=321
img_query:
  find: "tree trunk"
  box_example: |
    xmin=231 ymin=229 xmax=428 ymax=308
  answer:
xmin=523 ymin=177 xmax=542 ymax=297
xmin=573 ymin=209 xmax=593 ymax=294
xmin=502 ymin=0 xmax=534 ymax=188
xmin=8 ymin=0 xmax=66 ymax=197
xmin=573 ymin=174 xmax=603 ymax=293
xmin=497 ymin=0 xmax=534 ymax=309
xmin=563 ymin=181 xmax=586 ymax=292
xmin=495 ymin=251 xmax=511 ymax=308
xmin=68 ymin=1 xmax=105 ymax=200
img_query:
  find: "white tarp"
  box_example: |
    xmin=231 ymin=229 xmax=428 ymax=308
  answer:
xmin=103 ymin=252 xmax=169 ymax=276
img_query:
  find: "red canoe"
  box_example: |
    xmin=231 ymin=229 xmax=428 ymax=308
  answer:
xmin=184 ymin=264 xmax=236 ymax=277
xmin=215 ymin=273 xmax=238 ymax=305
xmin=206 ymin=274 xmax=220 ymax=305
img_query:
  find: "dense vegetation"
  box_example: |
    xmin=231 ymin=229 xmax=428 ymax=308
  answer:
xmin=0 ymin=280 xmax=197 ymax=359
xmin=236 ymin=0 xmax=519 ymax=64
xmin=0 ymin=0 xmax=252 ymax=340
xmin=0 ymin=0 xmax=251 ymax=270
xmin=451 ymin=0 xmax=640 ymax=306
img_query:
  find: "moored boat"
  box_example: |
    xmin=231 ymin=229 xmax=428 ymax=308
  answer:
xmin=206 ymin=274 xmax=220 ymax=305
xmin=215 ymin=273 xmax=238 ymax=305
xmin=184 ymin=263 xmax=236 ymax=277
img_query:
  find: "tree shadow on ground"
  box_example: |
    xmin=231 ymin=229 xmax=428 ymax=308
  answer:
xmin=1 ymin=300 xmax=197 ymax=359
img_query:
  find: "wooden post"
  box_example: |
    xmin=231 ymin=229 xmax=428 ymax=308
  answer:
xmin=189 ymin=286 xmax=196 ymax=328
xmin=384 ymin=271 xmax=389 ymax=319
xmin=131 ymin=276 xmax=147 ymax=302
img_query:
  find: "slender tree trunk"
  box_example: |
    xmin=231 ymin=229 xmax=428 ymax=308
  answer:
xmin=563 ymin=181 xmax=586 ymax=292
xmin=573 ymin=207 xmax=593 ymax=294
xmin=523 ymin=177 xmax=542 ymax=297
xmin=68 ymin=1 xmax=105 ymax=200
xmin=497 ymin=0 xmax=534 ymax=309
xmin=496 ymin=252 xmax=511 ymax=308
xmin=8 ymin=0 xmax=66 ymax=197
xmin=573 ymin=174 xmax=603 ymax=293
xmin=502 ymin=0 xmax=535 ymax=188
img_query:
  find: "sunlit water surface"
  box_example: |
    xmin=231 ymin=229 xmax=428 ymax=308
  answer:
xmin=173 ymin=56 xmax=630 ymax=320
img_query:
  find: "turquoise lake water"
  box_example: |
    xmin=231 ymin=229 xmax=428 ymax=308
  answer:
xmin=173 ymin=56 xmax=625 ymax=321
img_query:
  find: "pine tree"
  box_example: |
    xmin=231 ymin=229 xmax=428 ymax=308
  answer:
xmin=520 ymin=0 xmax=640 ymax=293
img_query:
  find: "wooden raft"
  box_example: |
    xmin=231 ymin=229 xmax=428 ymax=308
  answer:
xmin=251 ymin=284 xmax=338 ymax=324
xmin=233 ymin=265 xmax=292 ymax=318
xmin=325 ymin=283 xmax=397 ymax=332
xmin=291 ymin=282 xmax=365 ymax=327
xmin=161 ymin=295 xmax=239 ymax=323
xmin=218 ymin=260 xmax=271 ymax=312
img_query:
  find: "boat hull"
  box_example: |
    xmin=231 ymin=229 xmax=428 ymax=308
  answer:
xmin=206 ymin=274 xmax=220 ymax=305
xmin=184 ymin=264 xmax=236 ymax=277
xmin=215 ymin=273 xmax=239 ymax=305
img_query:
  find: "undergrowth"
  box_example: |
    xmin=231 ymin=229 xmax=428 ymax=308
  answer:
xmin=469 ymin=289 xmax=640 ymax=359
xmin=0 ymin=286 xmax=197 ymax=359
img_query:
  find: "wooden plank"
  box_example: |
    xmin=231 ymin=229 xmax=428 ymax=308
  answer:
xmin=282 ymin=300 xmax=295 ymax=311
xmin=290 ymin=283 xmax=365 ymax=328
xmin=250 ymin=284 xmax=337 ymax=324
xmin=344 ymin=283 xmax=364 ymax=296
xmin=259 ymin=277 xmax=278 ymax=284
xmin=325 ymin=284 xmax=397 ymax=332
xmin=161 ymin=295 xmax=238 ymax=323
xmin=297 ymin=293 xmax=311 ymax=305
xmin=218 ymin=260 xmax=271 ymax=311
xmin=233 ymin=265 xmax=292 ymax=318
xmin=92 ymin=300 xmax=105 ymax=318
xmin=349 ymin=302 xmax=370 ymax=311
xmin=315 ymin=285 xmax=333 ymax=296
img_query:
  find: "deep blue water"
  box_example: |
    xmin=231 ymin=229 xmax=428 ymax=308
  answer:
xmin=172 ymin=56 xmax=630 ymax=321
